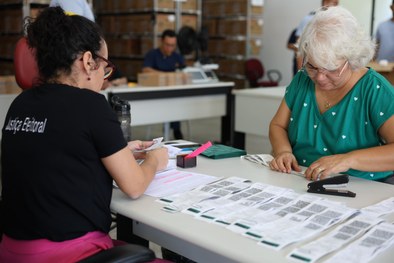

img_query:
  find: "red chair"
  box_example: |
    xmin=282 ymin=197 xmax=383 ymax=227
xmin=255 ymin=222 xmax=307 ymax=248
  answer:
xmin=14 ymin=37 xmax=39 ymax=90
xmin=245 ymin=58 xmax=282 ymax=88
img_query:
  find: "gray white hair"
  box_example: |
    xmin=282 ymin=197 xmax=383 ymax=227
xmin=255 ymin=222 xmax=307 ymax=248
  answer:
xmin=299 ymin=6 xmax=375 ymax=71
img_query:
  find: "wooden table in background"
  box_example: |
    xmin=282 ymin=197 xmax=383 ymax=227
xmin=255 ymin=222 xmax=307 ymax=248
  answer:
xmin=368 ymin=61 xmax=394 ymax=86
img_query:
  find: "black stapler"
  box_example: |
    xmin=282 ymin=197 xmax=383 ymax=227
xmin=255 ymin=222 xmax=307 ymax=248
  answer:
xmin=307 ymin=174 xmax=356 ymax=198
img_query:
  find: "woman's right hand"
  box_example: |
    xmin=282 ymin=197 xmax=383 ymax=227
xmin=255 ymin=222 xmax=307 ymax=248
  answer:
xmin=145 ymin=147 xmax=169 ymax=171
xmin=269 ymin=151 xmax=301 ymax=174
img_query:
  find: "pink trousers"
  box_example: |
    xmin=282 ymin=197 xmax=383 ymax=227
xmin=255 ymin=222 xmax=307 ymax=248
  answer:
xmin=0 ymin=232 xmax=173 ymax=263
xmin=0 ymin=231 xmax=113 ymax=263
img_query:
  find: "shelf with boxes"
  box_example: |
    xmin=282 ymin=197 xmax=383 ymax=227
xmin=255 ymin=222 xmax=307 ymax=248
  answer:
xmin=0 ymin=0 xmax=49 ymax=76
xmin=94 ymin=0 xmax=201 ymax=82
xmin=202 ymin=0 xmax=263 ymax=89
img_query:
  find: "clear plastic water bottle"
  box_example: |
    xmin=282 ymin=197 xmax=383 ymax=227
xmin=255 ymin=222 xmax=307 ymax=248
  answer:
xmin=112 ymin=96 xmax=131 ymax=142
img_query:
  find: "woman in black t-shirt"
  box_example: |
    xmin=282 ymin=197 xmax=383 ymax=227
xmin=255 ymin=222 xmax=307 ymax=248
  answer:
xmin=0 ymin=6 xmax=168 ymax=262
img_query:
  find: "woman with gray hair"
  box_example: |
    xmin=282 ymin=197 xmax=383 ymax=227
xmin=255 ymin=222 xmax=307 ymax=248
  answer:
xmin=269 ymin=6 xmax=394 ymax=184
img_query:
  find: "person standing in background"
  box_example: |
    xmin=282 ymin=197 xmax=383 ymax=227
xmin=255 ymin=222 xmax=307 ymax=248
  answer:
xmin=293 ymin=0 xmax=339 ymax=71
xmin=287 ymin=28 xmax=298 ymax=76
xmin=50 ymin=0 xmax=95 ymax=21
xmin=143 ymin=29 xmax=186 ymax=140
xmin=375 ymin=0 xmax=394 ymax=62
xmin=51 ymin=0 xmax=129 ymax=90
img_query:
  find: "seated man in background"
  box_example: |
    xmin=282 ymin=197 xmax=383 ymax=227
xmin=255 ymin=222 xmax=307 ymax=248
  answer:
xmin=143 ymin=29 xmax=186 ymax=140
xmin=287 ymin=28 xmax=298 ymax=76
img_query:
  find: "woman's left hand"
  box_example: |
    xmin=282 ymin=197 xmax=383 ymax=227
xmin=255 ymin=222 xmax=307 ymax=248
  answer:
xmin=305 ymin=154 xmax=352 ymax=181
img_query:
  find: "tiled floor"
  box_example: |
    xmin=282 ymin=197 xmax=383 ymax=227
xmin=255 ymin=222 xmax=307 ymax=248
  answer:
xmin=111 ymin=117 xmax=222 ymax=258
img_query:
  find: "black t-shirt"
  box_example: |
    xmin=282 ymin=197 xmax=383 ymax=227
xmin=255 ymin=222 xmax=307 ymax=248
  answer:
xmin=1 ymin=84 xmax=127 ymax=241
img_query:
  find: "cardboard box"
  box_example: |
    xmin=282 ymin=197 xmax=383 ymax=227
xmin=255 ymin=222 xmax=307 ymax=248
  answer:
xmin=117 ymin=0 xmax=136 ymax=10
xmin=140 ymin=37 xmax=156 ymax=56
xmin=156 ymin=14 xmax=176 ymax=33
xmin=181 ymin=15 xmax=198 ymax=30
xmin=98 ymin=16 xmax=116 ymax=34
xmin=217 ymin=58 xmax=245 ymax=75
xmin=0 ymin=75 xmax=21 ymax=94
xmin=203 ymin=19 xmax=217 ymax=36
xmin=249 ymin=39 xmax=262 ymax=55
xmin=138 ymin=72 xmax=189 ymax=86
xmin=250 ymin=18 xmax=264 ymax=35
xmin=182 ymin=0 xmax=198 ymax=11
xmin=2 ymin=9 xmax=22 ymax=33
xmin=207 ymin=39 xmax=222 ymax=55
xmin=139 ymin=0 xmax=174 ymax=10
xmin=166 ymin=73 xmax=177 ymax=86
xmin=167 ymin=72 xmax=189 ymax=86
xmin=138 ymin=73 xmax=167 ymax=86
xmin=203 ymin=0 xmax=263 ymax=16
xmin=0 ymin=35 xmax=19 ymax=58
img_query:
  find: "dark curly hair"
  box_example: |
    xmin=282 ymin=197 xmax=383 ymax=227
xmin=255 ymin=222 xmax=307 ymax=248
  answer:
xmin=25 ymin=6 xmax=103 ymax=83
xmin=161 ymin=29 xmax=176 ymax=40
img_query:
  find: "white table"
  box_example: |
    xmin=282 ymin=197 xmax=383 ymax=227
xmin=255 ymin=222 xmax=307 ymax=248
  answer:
xmin=233 ymin=86 xmax=286 ymax=153
xmin=111 ymin=156 xmax=394 ymax=263
xmin=0 ymin=82 xmax=235 ymax=143
xmin=105 ymin=82 xmax=234 ymax=143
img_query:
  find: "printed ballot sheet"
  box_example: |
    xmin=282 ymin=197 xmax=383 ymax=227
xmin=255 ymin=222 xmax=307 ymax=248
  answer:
xmin=360 ymin=196 xmax=394 ymax=217
xmin=201 ymin=184 xmax=285 ymax=225
xmin=288 ymin=215 xmax=383 ymax=263
xmin=242 ymin=197 xmax=336 ymax=240
xmin=158 ymin=177 xmax=247 ymax=212
xmin=156 ymin=175 xmax=394 ymax=260
xmin=204 ymin=185 xmax=293 ymax=226
xmin=144 ymin=169 xmax=219 ymax=198
xmin=324 ymin=222 xmax=394 ymax=263
xmin=197 ymin=184 xmax=293 ymax=224
xmin=259 ymin=203 xmax=357 ymax=250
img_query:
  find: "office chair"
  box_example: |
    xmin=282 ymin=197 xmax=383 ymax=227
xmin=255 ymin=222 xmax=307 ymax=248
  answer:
xmin=11 ymin=37 xmax=156 ymax=263
xmin=245 ymin=58 xmax=282 ymax=88
xmin=14 ymin=37 xmax=39 ymax=90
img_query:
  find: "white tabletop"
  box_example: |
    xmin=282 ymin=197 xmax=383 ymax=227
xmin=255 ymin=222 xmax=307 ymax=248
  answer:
xmin=111 ymin=156 xmax=394 ymax=263
xmin=105 ymin=81 xmax=235 ymax=94
xmin=232 ymin=86 xmax=286 ymax=98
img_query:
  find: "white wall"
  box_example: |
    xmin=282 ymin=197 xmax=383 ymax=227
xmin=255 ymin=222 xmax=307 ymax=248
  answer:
xmin=261 ymin=0 xmax=390 ymax=86
xmin=262 ymin=0 xmax=319 ymax=86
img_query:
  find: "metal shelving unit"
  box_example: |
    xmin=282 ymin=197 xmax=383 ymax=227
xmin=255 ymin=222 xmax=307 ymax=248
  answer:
xmin=202 ymin=0 xmax=264 ymax=89
xmin=0 ymin=0 xmax=49 ymax=75
xmin=94 ymin=0 xmax=202 ymax=82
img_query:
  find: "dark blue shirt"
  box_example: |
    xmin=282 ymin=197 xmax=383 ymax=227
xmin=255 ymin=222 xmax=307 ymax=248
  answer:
xmin=143 ymin=48 xmax=185 ymax=72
